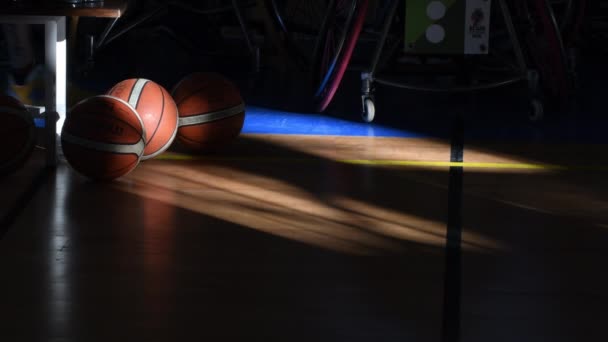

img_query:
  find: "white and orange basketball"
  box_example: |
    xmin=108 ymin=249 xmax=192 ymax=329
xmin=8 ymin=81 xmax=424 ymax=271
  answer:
xmin=107 ymin=78 xmax=178 ymax=160
xmin=61 ymin=95 xmax=146 ymax=181
xmin=0 ymin=95 xmax=36 ymax=175
xmin=172 ymin=72 xmax=245 ymax=152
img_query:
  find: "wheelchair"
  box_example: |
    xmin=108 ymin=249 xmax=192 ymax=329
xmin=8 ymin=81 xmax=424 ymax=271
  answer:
xmin=265 ymin=0 xmax=586 ymax=122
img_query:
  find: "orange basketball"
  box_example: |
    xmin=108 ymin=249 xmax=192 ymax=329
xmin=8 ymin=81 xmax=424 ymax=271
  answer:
xmin=107 ymin=78 xmax=178 ymax=160
xmin=172 ymin=72 xmax=245 ymax=152
xmin=61 ymin=95 xmax=146 ymax=181
xmin=0 ymin=95 xmax=36 ymax=175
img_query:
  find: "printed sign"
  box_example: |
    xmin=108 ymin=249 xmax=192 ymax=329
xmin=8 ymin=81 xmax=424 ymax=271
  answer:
xmin=405 ymin=0 xmax=492 ymax=55
xmin=464 ymin=0 xmax=492 ymax=54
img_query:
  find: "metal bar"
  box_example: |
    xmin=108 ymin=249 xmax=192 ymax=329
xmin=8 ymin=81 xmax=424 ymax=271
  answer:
xmin=95 ymin=16 xmax=119 ymax=49
xmin=560 ymin=0 xmax=574 ymax=31
xmin=368 ymin=0 xmax=399 ymax=78
xmin=374 ymin=75 xmax=526 ymax=93
xmin=170 ymin=0 xmax=257 ymax=15
xmin=97 ymin=5 xmax=165 ymax=49
xmin=498 ymin=0 xmax=528 ymax=73
xmin=232 ymin=0 xmax=255 ymax=54
xmin=311 ymin=0 xmax=337 ymax=67
xmin=543 ymin=0 xmax=569 ymax=65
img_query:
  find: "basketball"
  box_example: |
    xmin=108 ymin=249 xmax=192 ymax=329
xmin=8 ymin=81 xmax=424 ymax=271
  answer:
xmin=171 ymin=72 xmax=245 ymax=152
xmin=61 ymin=95 xmax=146 ymax=181
xmin=0 ymin=95 xmax=36 ymax=175
xmin=107 ymin=78 xmax=178 ymax=160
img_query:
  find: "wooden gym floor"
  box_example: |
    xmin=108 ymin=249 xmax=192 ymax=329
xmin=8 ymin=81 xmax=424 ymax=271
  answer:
xmin=1 ymin=127 xmax=608 ymax=341
xmin=2 ymin=32 xmax=608 ymax=340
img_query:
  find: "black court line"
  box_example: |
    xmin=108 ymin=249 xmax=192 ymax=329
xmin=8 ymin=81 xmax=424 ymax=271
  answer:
xmin=0 ymin=167 xmax=52 ymax=241
xmin=441 ymin=118 xmax=464 ymax=342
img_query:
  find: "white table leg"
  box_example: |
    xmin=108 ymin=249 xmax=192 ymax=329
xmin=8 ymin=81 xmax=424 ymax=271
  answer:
xmin=45 ymin=16 xmax=67 ymax=167
xmin=0 ymin=15 xmax=68 ymax=168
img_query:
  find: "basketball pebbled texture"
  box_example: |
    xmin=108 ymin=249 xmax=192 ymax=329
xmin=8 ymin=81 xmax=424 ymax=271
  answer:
xmin=61 ymin=95 xmax=146 ymax=181
xmin=107 ymin=78 xmax=179 ymax=160
xmin=172 ymin=72 xmax=245 ymax=152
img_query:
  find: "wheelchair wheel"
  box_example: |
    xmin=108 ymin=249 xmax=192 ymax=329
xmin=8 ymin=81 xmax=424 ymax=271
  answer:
xmin=515 ymin=0 xmax=573 ymax=105
xmin=314 ymin=0 xmax=369 ymax=112
xmin=552 ymin=0 xmax=587 ymax=46
xmin=266 ymin=0 xmax=330 ymax=69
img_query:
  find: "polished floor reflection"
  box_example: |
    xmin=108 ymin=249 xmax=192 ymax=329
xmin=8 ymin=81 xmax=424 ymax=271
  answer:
xmin=1 ymin=134 xmax=607 ymax=341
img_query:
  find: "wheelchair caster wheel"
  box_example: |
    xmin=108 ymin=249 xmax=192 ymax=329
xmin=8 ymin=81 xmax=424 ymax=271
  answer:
xmin=529 ymin=99 xmax=544 ymax=122
xmin=361 ymin=98 xmax=375 ymax=123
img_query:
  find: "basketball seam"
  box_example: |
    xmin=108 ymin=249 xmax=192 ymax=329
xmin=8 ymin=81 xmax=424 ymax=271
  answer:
xmin=175 ymin=81 xmax=239 ymax=108
xmin=179 ymin=134 xmax=213 ymax=146
xmin=62 ymin=132 xmax=145 ymax=155
xmin=178 ymin=104 xmax=244 ymax=126
xmin=179 ymin=103 xmax=243 ymax=118
xmin=106 ymin=159 xmax=139 ymax=179
xmin=175 ymin=85 xmax=211 ymax=106
xmin=133 ymin=79 xmax=148 ymax=111
xmin=110 ymin=95 xmax=147 ymax=146
xmin=126 ymin=80 xmax=137 ymax=108
xmin=142 ymin=91 xmax=178 ymax=160
xmin=170 ymin=75 xmax=189 ymax=100
xmin=70 ymin=112 xmax=144 ymax=145
xmin=69 ymin=95 xmax=148 ymax=146
xmin=177 ymin=117 xmax=240 ymax=146
xmin=178 ymin=133 xmax=233 ymax=147
xmin=145 ymin=83 xmax=166 ymax=152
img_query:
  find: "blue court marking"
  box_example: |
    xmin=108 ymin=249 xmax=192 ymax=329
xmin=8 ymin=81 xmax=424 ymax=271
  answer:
xmin=242 ymin=106 xmax=428 ymax=138
xmin=33 ymin=106 xmax=429 ymax=138
xmin=30 ymin=104 xmax=608 ymax=143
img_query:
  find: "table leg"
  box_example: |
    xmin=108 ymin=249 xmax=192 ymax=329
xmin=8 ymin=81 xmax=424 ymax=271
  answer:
xmin=44 ymin=16 xmax=67 ymax=167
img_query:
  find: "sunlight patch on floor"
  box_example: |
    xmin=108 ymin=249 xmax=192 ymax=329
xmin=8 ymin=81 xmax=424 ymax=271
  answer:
xmin=118 ymin=161 xmax=507 ymax=255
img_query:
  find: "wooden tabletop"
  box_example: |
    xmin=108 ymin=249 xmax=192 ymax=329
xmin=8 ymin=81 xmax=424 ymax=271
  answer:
xmin=0 ymin=0 xmax=128 ymax=18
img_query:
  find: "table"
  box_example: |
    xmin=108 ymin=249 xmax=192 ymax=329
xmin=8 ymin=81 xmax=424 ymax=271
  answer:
xmin=0 ymin=0 xmax=128 ymax=167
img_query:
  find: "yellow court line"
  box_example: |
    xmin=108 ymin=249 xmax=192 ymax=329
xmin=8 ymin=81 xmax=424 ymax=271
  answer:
xmin=155 ymin=153 xmax=608 ymax=171
xmin=343 ymin=160 xmax=566 ymax=170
